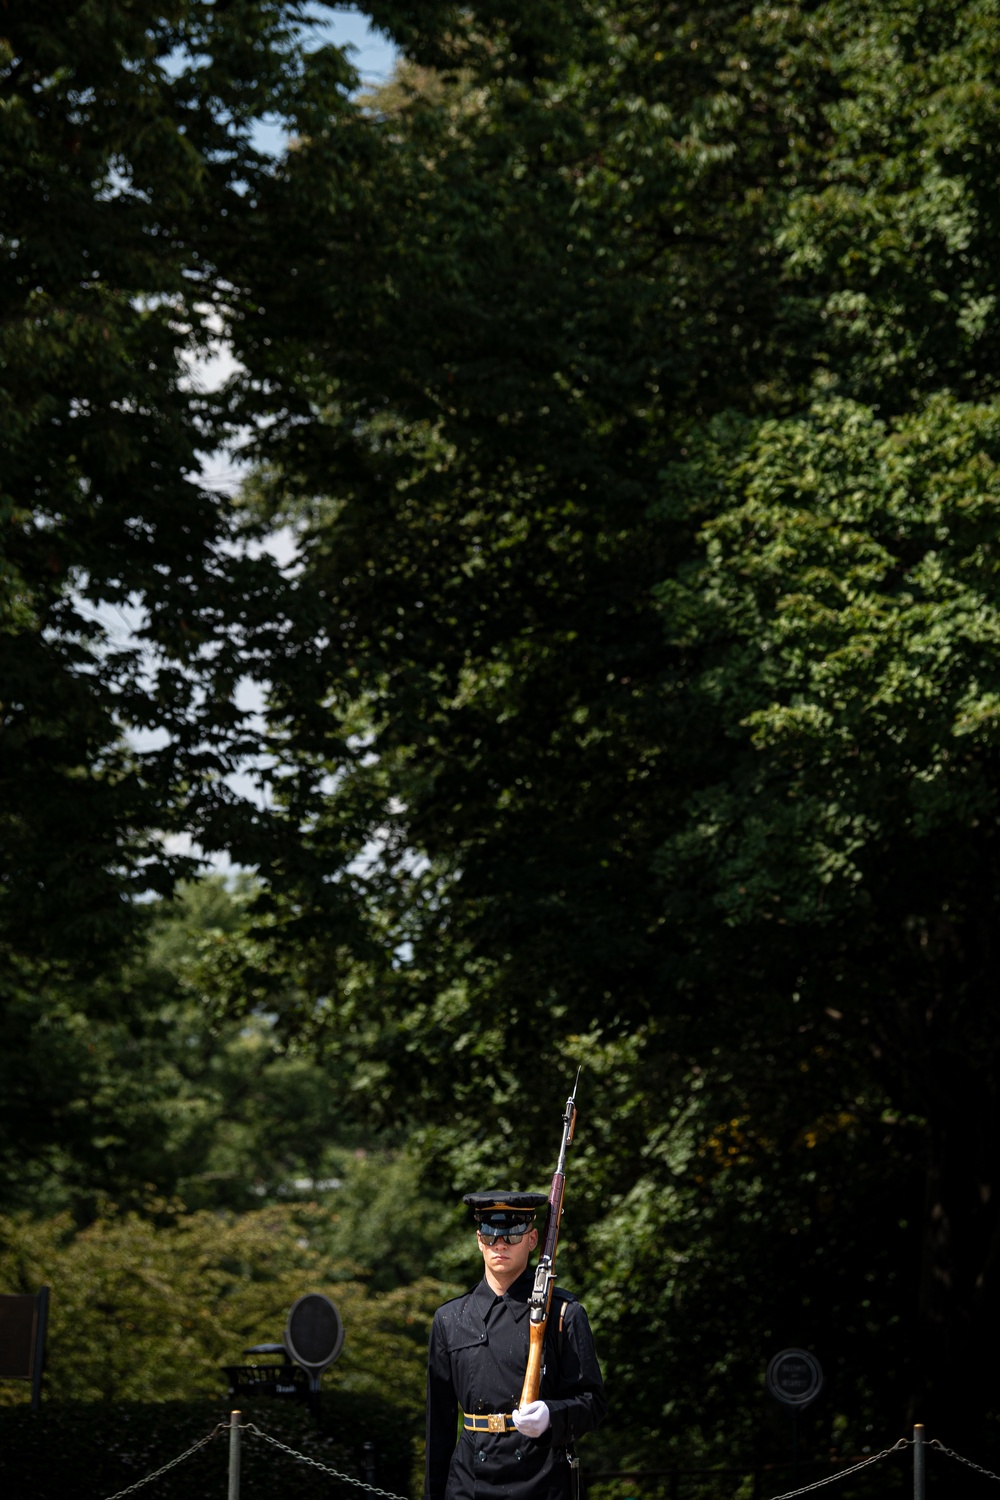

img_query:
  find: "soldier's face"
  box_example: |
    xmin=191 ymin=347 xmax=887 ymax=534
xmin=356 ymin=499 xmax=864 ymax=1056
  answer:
xmin=478 ymin=1224 xmax=538 ymax=1282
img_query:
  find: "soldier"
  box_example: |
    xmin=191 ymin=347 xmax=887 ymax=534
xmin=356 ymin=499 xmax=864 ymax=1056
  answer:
xmin=424 ymin=1190 xmax=606 ymax=1500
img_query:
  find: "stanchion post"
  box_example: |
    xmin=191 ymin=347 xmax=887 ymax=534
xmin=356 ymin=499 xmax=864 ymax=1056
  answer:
xmin=913 ymin=1423 xmax=925 ymax=1500
xmin=31 ymin=1286 xmax=49 ymax=1412
xmin=229 ymin=1410 xmax=242 ymax=1500
xmin=791 ymin=1411 xmax=799 ymax=1488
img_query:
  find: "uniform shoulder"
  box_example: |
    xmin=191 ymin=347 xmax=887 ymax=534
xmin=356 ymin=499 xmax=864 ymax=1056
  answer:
xmin=553 ymin=1286 xmax=596 ymax=1324
xmin=433 ymin=1285 xmax=480 ymax=1317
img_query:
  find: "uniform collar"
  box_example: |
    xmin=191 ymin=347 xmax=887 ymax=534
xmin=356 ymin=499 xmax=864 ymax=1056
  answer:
xmin=472 ymin=1266 xmax=533 ymax=1322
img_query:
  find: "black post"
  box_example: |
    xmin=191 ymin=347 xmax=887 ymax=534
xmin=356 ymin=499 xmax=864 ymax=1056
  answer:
xmin=364 ymin=1440 xmax=377 ymax=1485
xmin=791 ymin=1412 xmax=799 ymax=1489
xmin=913 ymin=1425 xmax=925 ymax=1500
xmin=31 ymin=1287 xmax=48 ymax=1412
xmin=228 ymin=1410 xmax=242 ymax=1500
xmin=569 ymin=1453 xmax=583 ymax=1500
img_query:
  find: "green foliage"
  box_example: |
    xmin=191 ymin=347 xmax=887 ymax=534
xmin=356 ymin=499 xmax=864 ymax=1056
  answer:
xmin=219 ymin=0 xmax=1000 ymax=1466
xmin=9 ymin=0 xmax=1000 ymax=1479
xmin=0 ymin=877 xmax=455 ymax=1297
xmin=0 ymin=0 xmax=367 ymax=980
xmin=0 ymin=1201 xmax=442 ymax=1410
xmin=655 ymin=393 xmax=1000 ymax=930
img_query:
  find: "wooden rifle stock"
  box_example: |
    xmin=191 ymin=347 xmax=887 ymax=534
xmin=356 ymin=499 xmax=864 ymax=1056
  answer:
xmin=518 ymin=1074 xmax=579 ymax=1409
xmin=521 ymin=1318 xmax=547 ymax=1407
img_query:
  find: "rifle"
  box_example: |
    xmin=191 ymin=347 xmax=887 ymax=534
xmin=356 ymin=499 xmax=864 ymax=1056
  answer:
xmin=518 ymin=1069 xmax=581 ymax=1409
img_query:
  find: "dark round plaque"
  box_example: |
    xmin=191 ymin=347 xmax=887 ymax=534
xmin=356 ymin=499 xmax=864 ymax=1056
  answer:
xmin=766 ymin=1348 xmax=824 ymax=1409
xmin=284 ymin=1293 xmax=345 ymax=1372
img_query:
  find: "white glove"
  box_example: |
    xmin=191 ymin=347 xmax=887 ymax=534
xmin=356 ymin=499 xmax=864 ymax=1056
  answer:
xmin=512 ymin=1401 xmax=551 ymax=1438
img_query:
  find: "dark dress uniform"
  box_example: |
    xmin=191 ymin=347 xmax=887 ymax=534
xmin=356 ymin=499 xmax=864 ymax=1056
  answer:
xmin=424 ymin=1267 xmax=606 ymax=1500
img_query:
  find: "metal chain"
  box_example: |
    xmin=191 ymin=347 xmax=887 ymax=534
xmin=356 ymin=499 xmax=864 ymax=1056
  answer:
xmin=930 ymin=1439 xmax=1000 ymax=1483
xmin=106 ymin=1419 xmax=1000 ymax=1500
xmin=98 ymin=1422 xmax=227 ymax=1500
xmin=763 ymin=1438 xmax=911 ymax=1500
xmin=242 ymin=1420 xmax=411 ymax=1500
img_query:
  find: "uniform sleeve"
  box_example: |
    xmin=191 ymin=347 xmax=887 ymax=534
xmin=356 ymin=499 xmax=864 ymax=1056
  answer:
xmin=543 ymin=1299 xmax=607 ymax=1449
xmin=424 ymin=1310 xmax=459 ymax=1500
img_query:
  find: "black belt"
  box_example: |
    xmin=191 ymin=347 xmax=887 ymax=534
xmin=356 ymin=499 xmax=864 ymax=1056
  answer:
xmin=464 ymin=1414 xmax=516 ymax=1433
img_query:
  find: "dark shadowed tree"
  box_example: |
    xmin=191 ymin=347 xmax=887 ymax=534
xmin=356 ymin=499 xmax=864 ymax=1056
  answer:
xmin=232 ymin=0 xmax=1000 ymax=1466
xmin=0 ymin=1 xmax=385 ymax=1185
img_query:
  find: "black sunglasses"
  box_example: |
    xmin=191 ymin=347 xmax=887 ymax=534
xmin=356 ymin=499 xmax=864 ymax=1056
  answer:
xmin=477 ymin=1220 xmax=532 ymax=1245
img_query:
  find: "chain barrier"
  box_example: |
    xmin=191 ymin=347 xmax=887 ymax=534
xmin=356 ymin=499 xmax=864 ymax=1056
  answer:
xmin=92 ymin=1420 xmax=1000 ymax=1500
xmin=98 ymin=1422 xmax=227 ymax=1500
xmin=930 ymin=1438 xmax=1000 ymax=1484
xmin=762 ymin=1438 xmax=911 ymax=1500
xmin=241 ymin=1420 xmax=411 ymax=1500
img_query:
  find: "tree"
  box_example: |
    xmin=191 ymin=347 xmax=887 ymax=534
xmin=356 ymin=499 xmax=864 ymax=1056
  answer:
xmin=231 ymin=0 xmax=1000 ymax=1464
xmin=0 ymin=873 xmax=453 ymax=1300
xmin=651 ymin=392 xmax=1000 ymax=1449
xmin=0 ymin=1200 xmax=440 ymax=1407
xmin=0 ymin=0 xmax=373 ymax=976
xmin=0 ymin=1 xmax=394 ymax=1198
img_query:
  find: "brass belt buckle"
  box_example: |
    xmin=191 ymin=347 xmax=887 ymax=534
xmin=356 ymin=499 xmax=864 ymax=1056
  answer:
xmin=487 ymin=1414 xmax=507 ymax=1433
